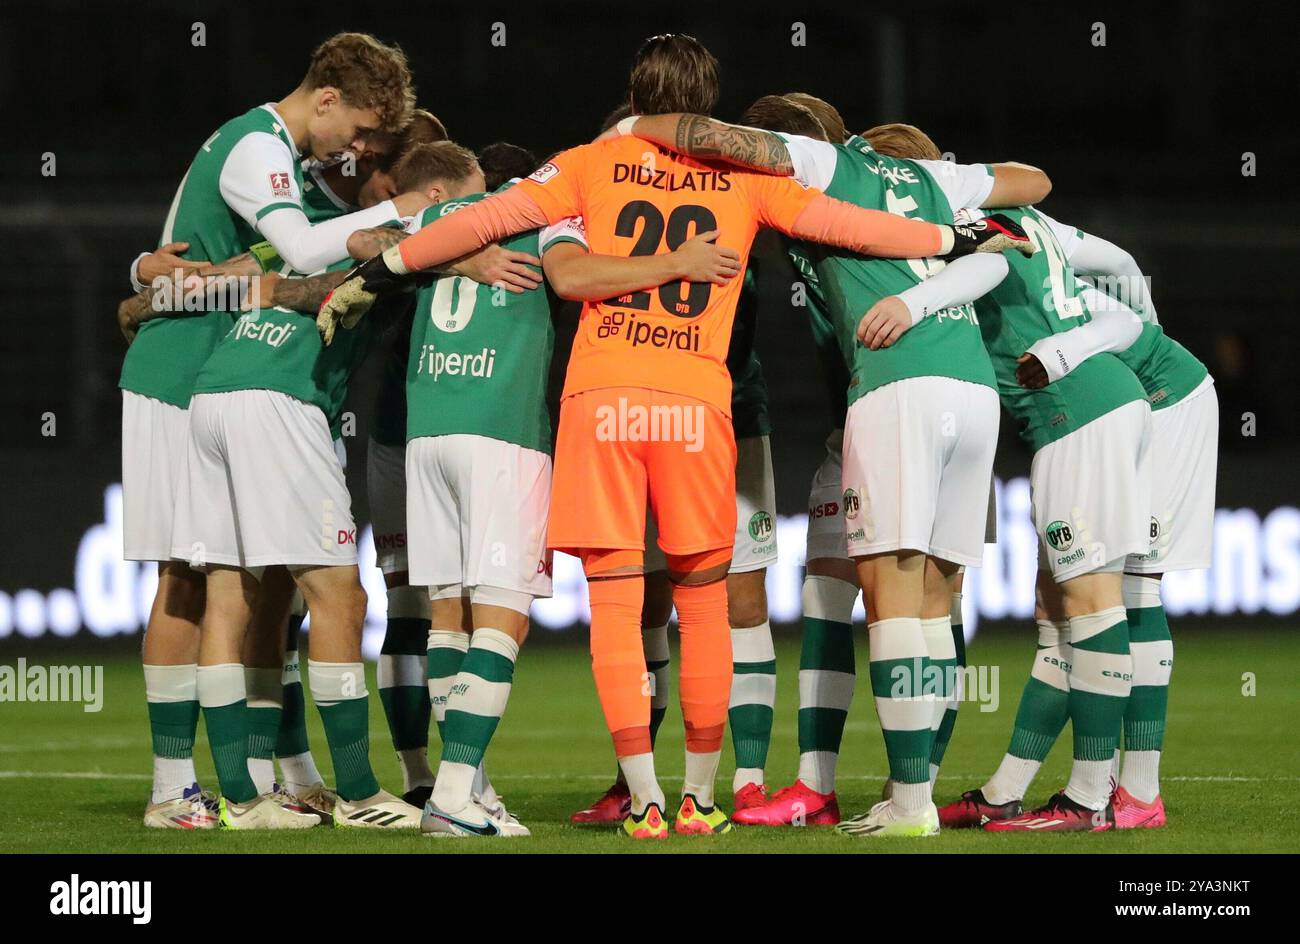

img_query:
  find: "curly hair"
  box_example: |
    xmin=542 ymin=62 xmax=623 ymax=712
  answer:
xmin=305 ymin=32 xmax=415 ymax=133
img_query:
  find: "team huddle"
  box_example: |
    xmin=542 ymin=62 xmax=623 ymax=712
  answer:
xmin=117 ymin=30 xmax=1217 ymax=839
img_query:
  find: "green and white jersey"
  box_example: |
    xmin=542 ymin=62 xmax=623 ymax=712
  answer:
xmin=1046 ymin=217 xmax=1208 ymax=412
xmin=191 ymin=256 xmax=381 ymax=428
xmin=787 ymin=240 xmax=849 ymax=426
xmin=1116 ymin=323 xmax=1208 ymax=411
xmin=729 ymin=267 xmax=771 ymax=440
xmin=301 ymin=163 xmax=354 ymax=223
xmin=120 ymin=105 xmax=305 ymax=407
xmin=780 ymin=134 xmax=998 ymax=405
xmin=966 ymin=205 xmax=1146 ymax=451
xmin=406 ymin=187 xmax=562 ymax=454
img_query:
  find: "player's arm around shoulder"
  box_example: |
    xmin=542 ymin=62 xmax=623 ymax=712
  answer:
xmin=540 ymin=225 xmax=740 ymax=302
xmin=602 ymin=113 xmax=796 ymax=176
xmin=984 ymin=162 xmax=1051 ymax=207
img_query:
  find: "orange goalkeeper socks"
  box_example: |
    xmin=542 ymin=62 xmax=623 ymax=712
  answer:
xmin=672 ymin=578 xmax=731 ymax=754
xmin=586 ymin=572 xmax=651 ymax=756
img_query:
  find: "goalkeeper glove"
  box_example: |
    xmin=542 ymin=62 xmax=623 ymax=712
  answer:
xmin=316 ymin=248 xmax=411 ymax=346
xmin=941 ymin=213 xmax=1036 ymax=259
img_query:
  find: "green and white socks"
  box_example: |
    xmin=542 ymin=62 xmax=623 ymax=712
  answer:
xmin=309 ymin=659 xmax=381 ymax=802
xmin=920 ymin=612 xmax=958 ymax=786
xmin=144 ymin=663 xmax=201 ymax=803
xmin=729 ymin=621 xmax=776 ymax=792
xmin=431 ymin=628 xmax=518 ymax=812
xmin=243 ymin=666 xmax=282 ymax=795
xmin=795 ymin=575 xmax=858 ymax=794
xmin=378 ymin=585 xmax=434 ymax=794
xmin=1064 ymin=606 xmax=1132 ymax=811
xmin=197 ymin=663 xmax=258 ymax=804
xmin=982 ymin=619 xmax=1071 ymax=805
xmin=929 ymin=592 xmax=967 ymax=778
xmin=868 ymin=616 xmax=932 ymax=813
xmin=1120 ymin=575 xmax=1171 ymax=803
xmin=275 ymin=610 xmax=323 ymax=793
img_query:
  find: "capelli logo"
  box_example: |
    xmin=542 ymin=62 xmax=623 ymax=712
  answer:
xmin=50 ymin=874 xmax=151 ymax=924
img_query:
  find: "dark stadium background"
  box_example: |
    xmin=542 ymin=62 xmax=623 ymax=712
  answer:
xmin=2 ymin=0 xmax=1297 ymax=648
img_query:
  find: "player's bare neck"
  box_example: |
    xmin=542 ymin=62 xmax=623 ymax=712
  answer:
xmin=273 ymin=86 xmax=314 ymax=152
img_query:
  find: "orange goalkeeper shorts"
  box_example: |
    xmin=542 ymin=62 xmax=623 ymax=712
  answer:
xmin=548 ymin=387 xmax=737 ymax=558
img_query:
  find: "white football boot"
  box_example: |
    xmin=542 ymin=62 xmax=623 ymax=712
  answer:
xmin=422 ymin=795 xmax=524 ymax=838
xmin=333 ymin=790 xmax=422 ymax=829
xmin=836 ymin=799 xmax=940 ymax=838
xmin=143 ymin=783 xmax=219 ymax=829
xmin=219 ymin=793 xmax=319 ymax=830
xmin=479 ymin=794 xmax=531 ymax=837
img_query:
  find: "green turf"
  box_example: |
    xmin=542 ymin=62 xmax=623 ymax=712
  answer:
xmin=1 ymin=627 xmax=1297 ymax=853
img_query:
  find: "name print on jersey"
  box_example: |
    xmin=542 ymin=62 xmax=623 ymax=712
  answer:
xmin=415 ymin=343 xmax=497 ymax=382
xmin=612 ymin=162 xmax=732 ymax=193
xmin=231 ymin=315 xmax=298 ymax=348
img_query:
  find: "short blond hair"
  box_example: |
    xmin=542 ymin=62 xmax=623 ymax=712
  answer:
xmin=392 ymin=141 xmax=480 ymax=193
xmin=783 ymin=92 xmax=848 ymax=143
xmin=305 ymin=32 xmax=415 ymax=133
xmin=863 ymin=122 xmax=942 ymax=161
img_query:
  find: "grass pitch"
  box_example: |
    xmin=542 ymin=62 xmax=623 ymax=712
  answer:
xmin=2 ymin=627 xmax=1297 ymax=853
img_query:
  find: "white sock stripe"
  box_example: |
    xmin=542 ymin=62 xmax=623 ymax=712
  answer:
xmin=281 ymin=651 xmax=301 ymax=686
xmin=387 ymin=584 xmax=432 ymax=620
xmin=950 ymin=591 xmax=964 ymax=625
xmin=471 ymin=627 xmax=520 ymax=663
xmin=307 ymin=660 xmax=369 ymax=704
xmin=641 ymin=623 xmax=671 ymax=662
xmin=731 ymin=622 xmax=775 ymax=662
xmin=1029 ymin=645 xmax=1072 ymax=691
xmin=377 ymin=653 xmax=427 ymax=689
xmin=242 ymin=667 xmax=283 ymax=707
xmin=143 ymin=663 xmax=197 ymax=703
xmin=729 ymin=672 xmax=777 ymax=709
xmin=802 ymin=575 xmax=859 ymax=621
xmin=1068 ymin=607 xmax=1128 ymax=645
xmin=427 ymin=629 xmax=470 ymax=653
xmin=196 ymin=664 xmax=246 ymax=709
xmin=1122 ymin=573 xmax=1164 ymax=610
xmin=798 ymin=668 xmax=856 ymax=710
xmin=868 ymin=617 xmax=926 ymax=662
xmin=446 ymin=676 xmax=512 ymax=718
xmin=1068 ymin=650 xmax=1134 ymax=697
xmin=920 ymin=617 xmax=955 ymax=660
xmin=1036 ymin=619 xmax=1070 ymax=648
xmin=873 ymin=695 xmax=935 ymax=731
xmin=1130 ymin=640 xmax=1174 ymax=685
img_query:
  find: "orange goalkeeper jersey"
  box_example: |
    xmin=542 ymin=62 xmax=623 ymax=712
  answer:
xmin=516 ymin=137 xmax=819 ymax=415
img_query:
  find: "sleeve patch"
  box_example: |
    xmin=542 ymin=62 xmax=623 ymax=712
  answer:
xmin=527 ymin=162 xmax=560 ymax=184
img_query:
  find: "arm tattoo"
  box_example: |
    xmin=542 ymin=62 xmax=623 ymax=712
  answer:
xmin=198 ymin=251 xmax=258 ymax=278
xmin=672 ymin=115 xmax=794 ymax=175
xmin=272 ymin=271 xmax=348 ymax=313
xmin=348 ymin=226 xmax=407 ymax=259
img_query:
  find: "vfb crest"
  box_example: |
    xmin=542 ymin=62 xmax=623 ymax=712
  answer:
xmin=1045 ymin=520 xmax=1074 ymax=552
xmin=748 ymin=510 xmax=773 ymax=542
